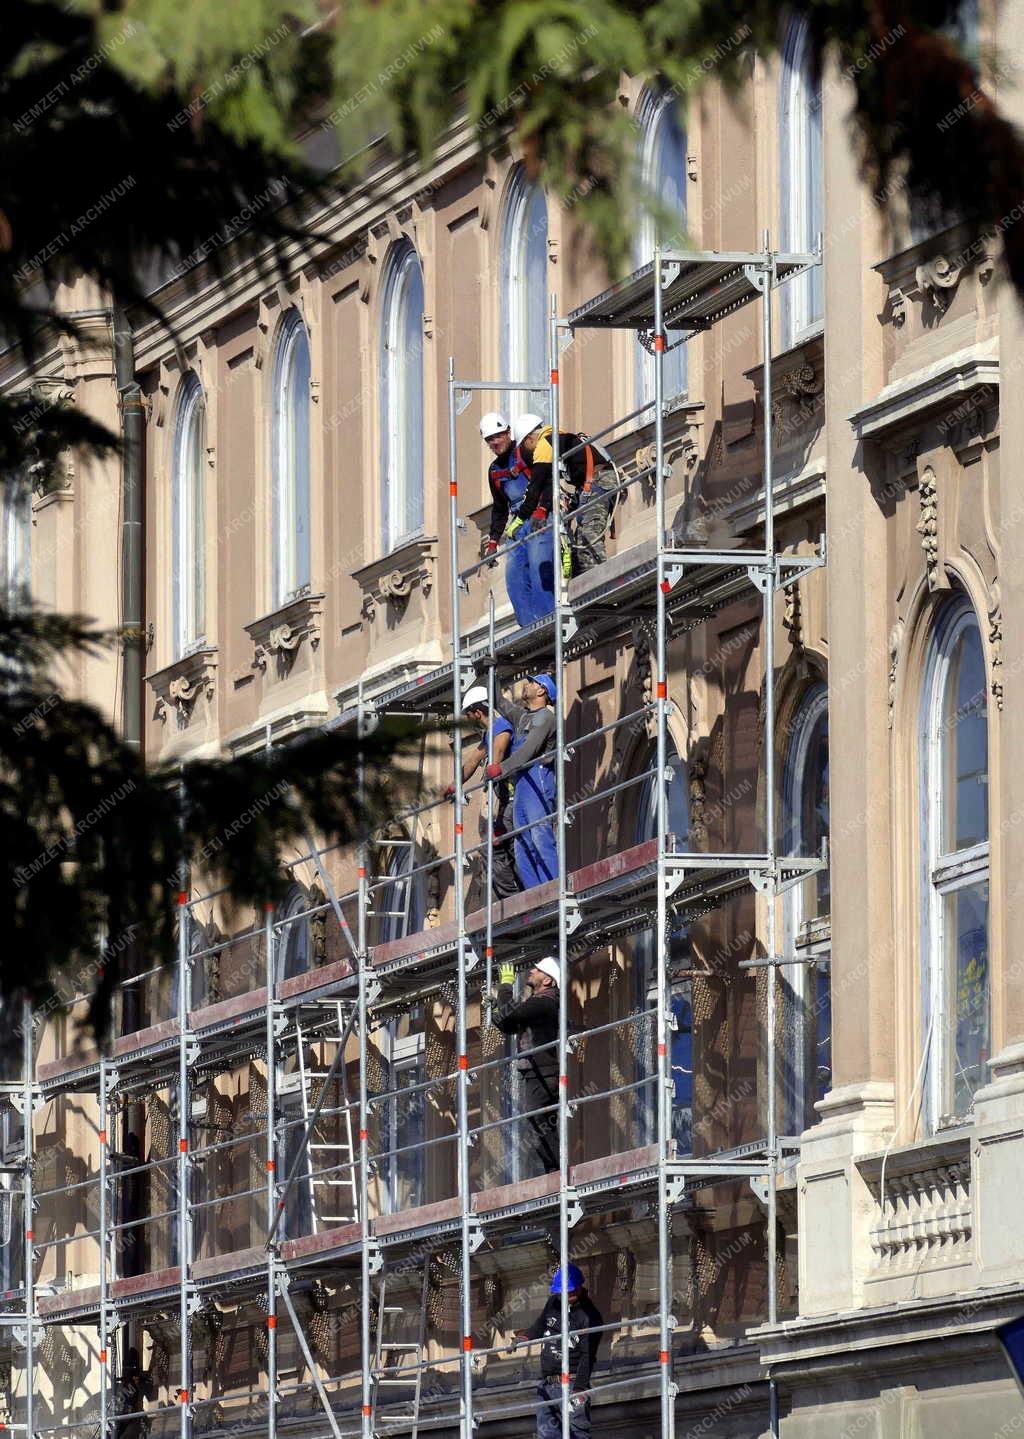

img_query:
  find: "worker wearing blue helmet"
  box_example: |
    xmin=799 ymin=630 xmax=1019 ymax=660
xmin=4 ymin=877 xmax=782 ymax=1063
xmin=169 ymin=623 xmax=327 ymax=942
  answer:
xmin=515 ymin=1264 xmax=604 ymax=1437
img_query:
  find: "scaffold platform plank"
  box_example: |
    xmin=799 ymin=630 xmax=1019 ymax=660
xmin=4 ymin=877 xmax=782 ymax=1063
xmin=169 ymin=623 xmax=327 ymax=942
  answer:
xmin=567 ymin=249 xmax=818 ymax=333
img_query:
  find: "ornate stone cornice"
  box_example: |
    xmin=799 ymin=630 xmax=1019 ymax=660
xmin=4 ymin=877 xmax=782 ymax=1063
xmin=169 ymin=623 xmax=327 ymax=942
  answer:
xmin=353 ymin=535 xmax=438 ymax=625
xmin=147 ymin=646 xmax=218 ymax=727
xmin=244 ymin=591 xmax=325 ymax=675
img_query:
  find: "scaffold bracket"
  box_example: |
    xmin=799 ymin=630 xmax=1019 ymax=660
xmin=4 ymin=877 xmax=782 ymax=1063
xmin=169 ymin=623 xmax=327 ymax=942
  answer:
xmin=661 ymin=260 xmax=682 ymax=290
xmin=563 ymin=1189 xmax=584 ymax=1228
xmin=366 ymin=1239 xmax=383 ymax=1275
xmin=560 ymin=612 xmax=578 ymax=645
xmin=743 ymin=258 xmax=772 ymax=293
xmin=748 ymin=562 xmax=777 ymax=594
xmin=564 ymin=897 xmax=582 ymax=933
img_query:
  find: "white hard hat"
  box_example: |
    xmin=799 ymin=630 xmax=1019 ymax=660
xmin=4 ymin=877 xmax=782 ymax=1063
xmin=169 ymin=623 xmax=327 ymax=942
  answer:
xmin=461 ymin=685 xmax=489 ymax=712
xmin=512 ymin=412 xmax=544 ymax=447
xmin=480 ymin=411 xmax=510 ymax=440
xmin=533 ymin=957 xmax=561 ymax=985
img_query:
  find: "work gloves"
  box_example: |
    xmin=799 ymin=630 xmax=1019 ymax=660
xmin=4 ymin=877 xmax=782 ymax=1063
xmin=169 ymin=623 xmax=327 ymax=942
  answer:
xmin=504 ymin=515 xmax=525 ymax=542
xmin=485 ymin=762 xmax=503 ymax=782
xmin=481 ymin=537 xmax=499 ymax=563
xmin=560 ymin=535 xmax=572 ymax=579
xmin=498 ymin=962 xmax=516 ymax=986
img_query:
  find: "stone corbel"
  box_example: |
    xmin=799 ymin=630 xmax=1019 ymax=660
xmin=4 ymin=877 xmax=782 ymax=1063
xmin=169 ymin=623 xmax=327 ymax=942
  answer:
xmin=914 ymin=253 xmax=962 ymax=313
xmin=353 ymin=537 xmax=438 ymax=628
xmin=547 ymin=236 xmax=560 ymax=266
xmin=245 ymin=592 xmax=325 ymax=677
xmin=888 ymin=286 xmax=907 ymax=328
xmin=147 ymin=647 xmax=218 ymax=728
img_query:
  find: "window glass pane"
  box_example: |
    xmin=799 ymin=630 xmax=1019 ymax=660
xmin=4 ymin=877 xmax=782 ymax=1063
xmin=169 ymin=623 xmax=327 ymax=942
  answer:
xmin=943 ymin=879 xmax=990 ymax=1119
xmin=799 ymin=707 xmax=830 ymax=916
xmin=813 ymin=961 xmax=832 ymax=1105
xmin=188 ymin=396 xmax=205 ymax=641
xmin=940 ymin=618 xmax=988 ymax=851
xmin=503 ymin=174 xmax=549 ymax=420
xmin=289 ymin=326 xmax=311 ymax=592
xmin=635 ymin=97 xmax=688 ymax=405
xmin=634 ymin=746 xmax=691 ymax=1151
xmin=780 ymin=18 xmax=824 ymax=343
xmin=401 ymin=256 xmax=425 ymax=537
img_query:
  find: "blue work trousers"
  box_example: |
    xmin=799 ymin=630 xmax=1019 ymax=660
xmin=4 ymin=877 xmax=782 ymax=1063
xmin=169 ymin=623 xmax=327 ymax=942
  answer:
xmin=513 ymin=763 xmax=558 ymax=889
xmin=536 ymin=1379 xmax=591 ymax=1439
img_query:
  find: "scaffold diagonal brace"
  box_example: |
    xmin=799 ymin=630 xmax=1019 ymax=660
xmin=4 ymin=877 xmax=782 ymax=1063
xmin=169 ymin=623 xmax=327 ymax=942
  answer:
xmin=276 ymin=1272 xmax=345 ymax=1439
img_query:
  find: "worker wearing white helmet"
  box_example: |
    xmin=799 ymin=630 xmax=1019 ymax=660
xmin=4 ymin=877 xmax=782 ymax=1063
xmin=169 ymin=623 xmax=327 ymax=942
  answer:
xmin=479 ymin=410 xmax=554 ymax=627
xmin=442 ymin=683 xmax=523 ymax=901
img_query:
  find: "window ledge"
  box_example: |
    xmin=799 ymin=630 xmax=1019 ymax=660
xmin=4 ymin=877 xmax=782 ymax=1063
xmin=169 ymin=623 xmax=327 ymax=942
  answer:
xmin=147 ymin=646 xmax=218 ymax=728
xmin=353 ymin=535 xmax=438 ymax=625
xmin=244 ymin=592 xmax=325 ymax=676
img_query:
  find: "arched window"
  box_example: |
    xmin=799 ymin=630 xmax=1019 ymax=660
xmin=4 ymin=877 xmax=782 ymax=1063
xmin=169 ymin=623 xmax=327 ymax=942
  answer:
xmin=380 ymin=244 xmax=425 ymax=553
xmin=171 ymin=374 xmax=206 ymax=658
xmin=779 ymin=16 xmax=824 ymax=348
xmin=271 ymin=310 xmax=311 ymax=606
xmin=1 ymin=472 xmax=31 ymax=609
xmin=376 ymin=842 xmax=426 ymax=1212
xmin=635 ymin=745 xmax=693 ymax=1153
xmin=635 ymin=90 xmax=689 ymax=408
xmin=276 ymin=885 xmax=311 ymax=984
xmin=781 ymin=684 xmax=831 ymax=1132
xmin=501 ymin=168 xmax=549 ymax=421
xmin=921 ymin=596 xmax=990 ymax=1130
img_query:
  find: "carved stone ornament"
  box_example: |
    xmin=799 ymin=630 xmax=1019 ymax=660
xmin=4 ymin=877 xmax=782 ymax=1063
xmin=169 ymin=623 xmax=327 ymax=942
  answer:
xmin=245 ymin=592 xmax=325 ymax=676
xmin=782 ymin=583 xmax=803 ymax=652
xmin=888 ymin=287 xmax=907 ymax=327
xmin=147 ymin=647 xmax=218 ymax=728
xmin=771 ymin=363 xmax=824 ymax=445
xmin=354 ymin=537 xmax=437 ymax=628
xmin=888 ymin=617 xmax=904 ymax=729
xmin=688 ymin=752 xmax=709 ymax=851
xmin=988 ymin=589 xmax=1003 ymax=712
xmin=914 ymin=254 xmax=962 ymax=312
xmin=916 ymin=467 xmax=940 ymax=589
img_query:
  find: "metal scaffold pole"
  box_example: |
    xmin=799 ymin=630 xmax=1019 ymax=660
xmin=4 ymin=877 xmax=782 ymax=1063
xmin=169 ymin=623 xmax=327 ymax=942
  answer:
xmin=21 ymin=997 xmax=34 ymax=1439
xmin=264 ymin=886 xmax=279 ymax=1436
xmin=653 ymin=245 xmax=676 ymax=1439
xmin=759 ymin=234 xmax=781 ymax=1438
xmin=176 ymin=876 xmax=192 ymax=1438
xmin=549 ymin=300 xmax=573 ymax=1439
xmin=357 ymin=684 xmax=374 ymax=1439
xmin=448 ymin=356 xmax=476 ymax=1438
xmin=98 ymin=1056 xmax=109 ymax=1439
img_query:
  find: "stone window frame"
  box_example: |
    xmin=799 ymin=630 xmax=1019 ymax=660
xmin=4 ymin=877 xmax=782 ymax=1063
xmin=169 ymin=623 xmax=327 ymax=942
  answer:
xmin=780 ymin=680 xmax=832 ymax=1135
xmin=379 ymin=239 xmax=426 ymax=555
xmin=634 ymin=86 xmax=690 ymax=410
xmin=778 ymin=13 xmax=824 ymax=349
xmin=919 ymin=591 xmax=991 ymax=1133
xmin=499 ymin=163 xmax=549 ymax=424
xmin=270 ymin=307 xmax=313 ymax=609
xmin=374 ymin=840 xmax=427 ymax=1214
xmin=171 ymin=370 xmax=207 ymax=660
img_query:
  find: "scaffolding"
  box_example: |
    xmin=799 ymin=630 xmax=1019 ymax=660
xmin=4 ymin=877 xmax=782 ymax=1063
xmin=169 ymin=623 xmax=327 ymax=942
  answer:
xmin=3 ymin=238 xmax=825 ymax=1439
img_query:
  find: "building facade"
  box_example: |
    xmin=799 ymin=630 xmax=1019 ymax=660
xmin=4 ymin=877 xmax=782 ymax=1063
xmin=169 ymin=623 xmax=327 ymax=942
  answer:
xmin=1 ymin=5 xmax=1022 ymax=1436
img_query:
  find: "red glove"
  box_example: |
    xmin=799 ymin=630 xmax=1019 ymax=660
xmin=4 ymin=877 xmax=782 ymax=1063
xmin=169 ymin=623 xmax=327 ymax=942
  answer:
xmin=485 ymin=762 xmax=502 ymax=781
xmin=531 ymin=508 xmax=548 ymax=521
xmin=444 ymin=783 xmax=456 ymax=802
xmin=483 ymin=538 xmax=498 ymax=556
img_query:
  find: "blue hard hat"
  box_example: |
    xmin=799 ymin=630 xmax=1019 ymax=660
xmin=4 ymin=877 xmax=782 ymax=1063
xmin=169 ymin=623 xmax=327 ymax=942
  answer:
xmin=550 ymin=1264 xmax=584 ymax=1294
xmin=530 ymin=673 xmax=557 ymax=703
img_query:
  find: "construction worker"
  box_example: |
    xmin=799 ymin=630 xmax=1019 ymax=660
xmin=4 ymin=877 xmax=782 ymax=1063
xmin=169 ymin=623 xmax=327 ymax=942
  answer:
xmin=447 ymin=685 xmax=522 ymax=901
xmin=516 ymin=1264 xmax=604 ymax=1438
xmin=479 ymin=411 xmax=553 ymax=626
xmin=487 ymin=674 xmax=557 ymax=891
xmin=507 ymin=414 xmax=614 ymax=575
xmin=492 ymin=956 xmax=561 ymax=1174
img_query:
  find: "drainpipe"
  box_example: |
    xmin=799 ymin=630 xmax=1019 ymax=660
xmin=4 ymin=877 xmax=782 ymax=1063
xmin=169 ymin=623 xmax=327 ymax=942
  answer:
xmin=112 ymin=306 xmax=144 ymax=751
